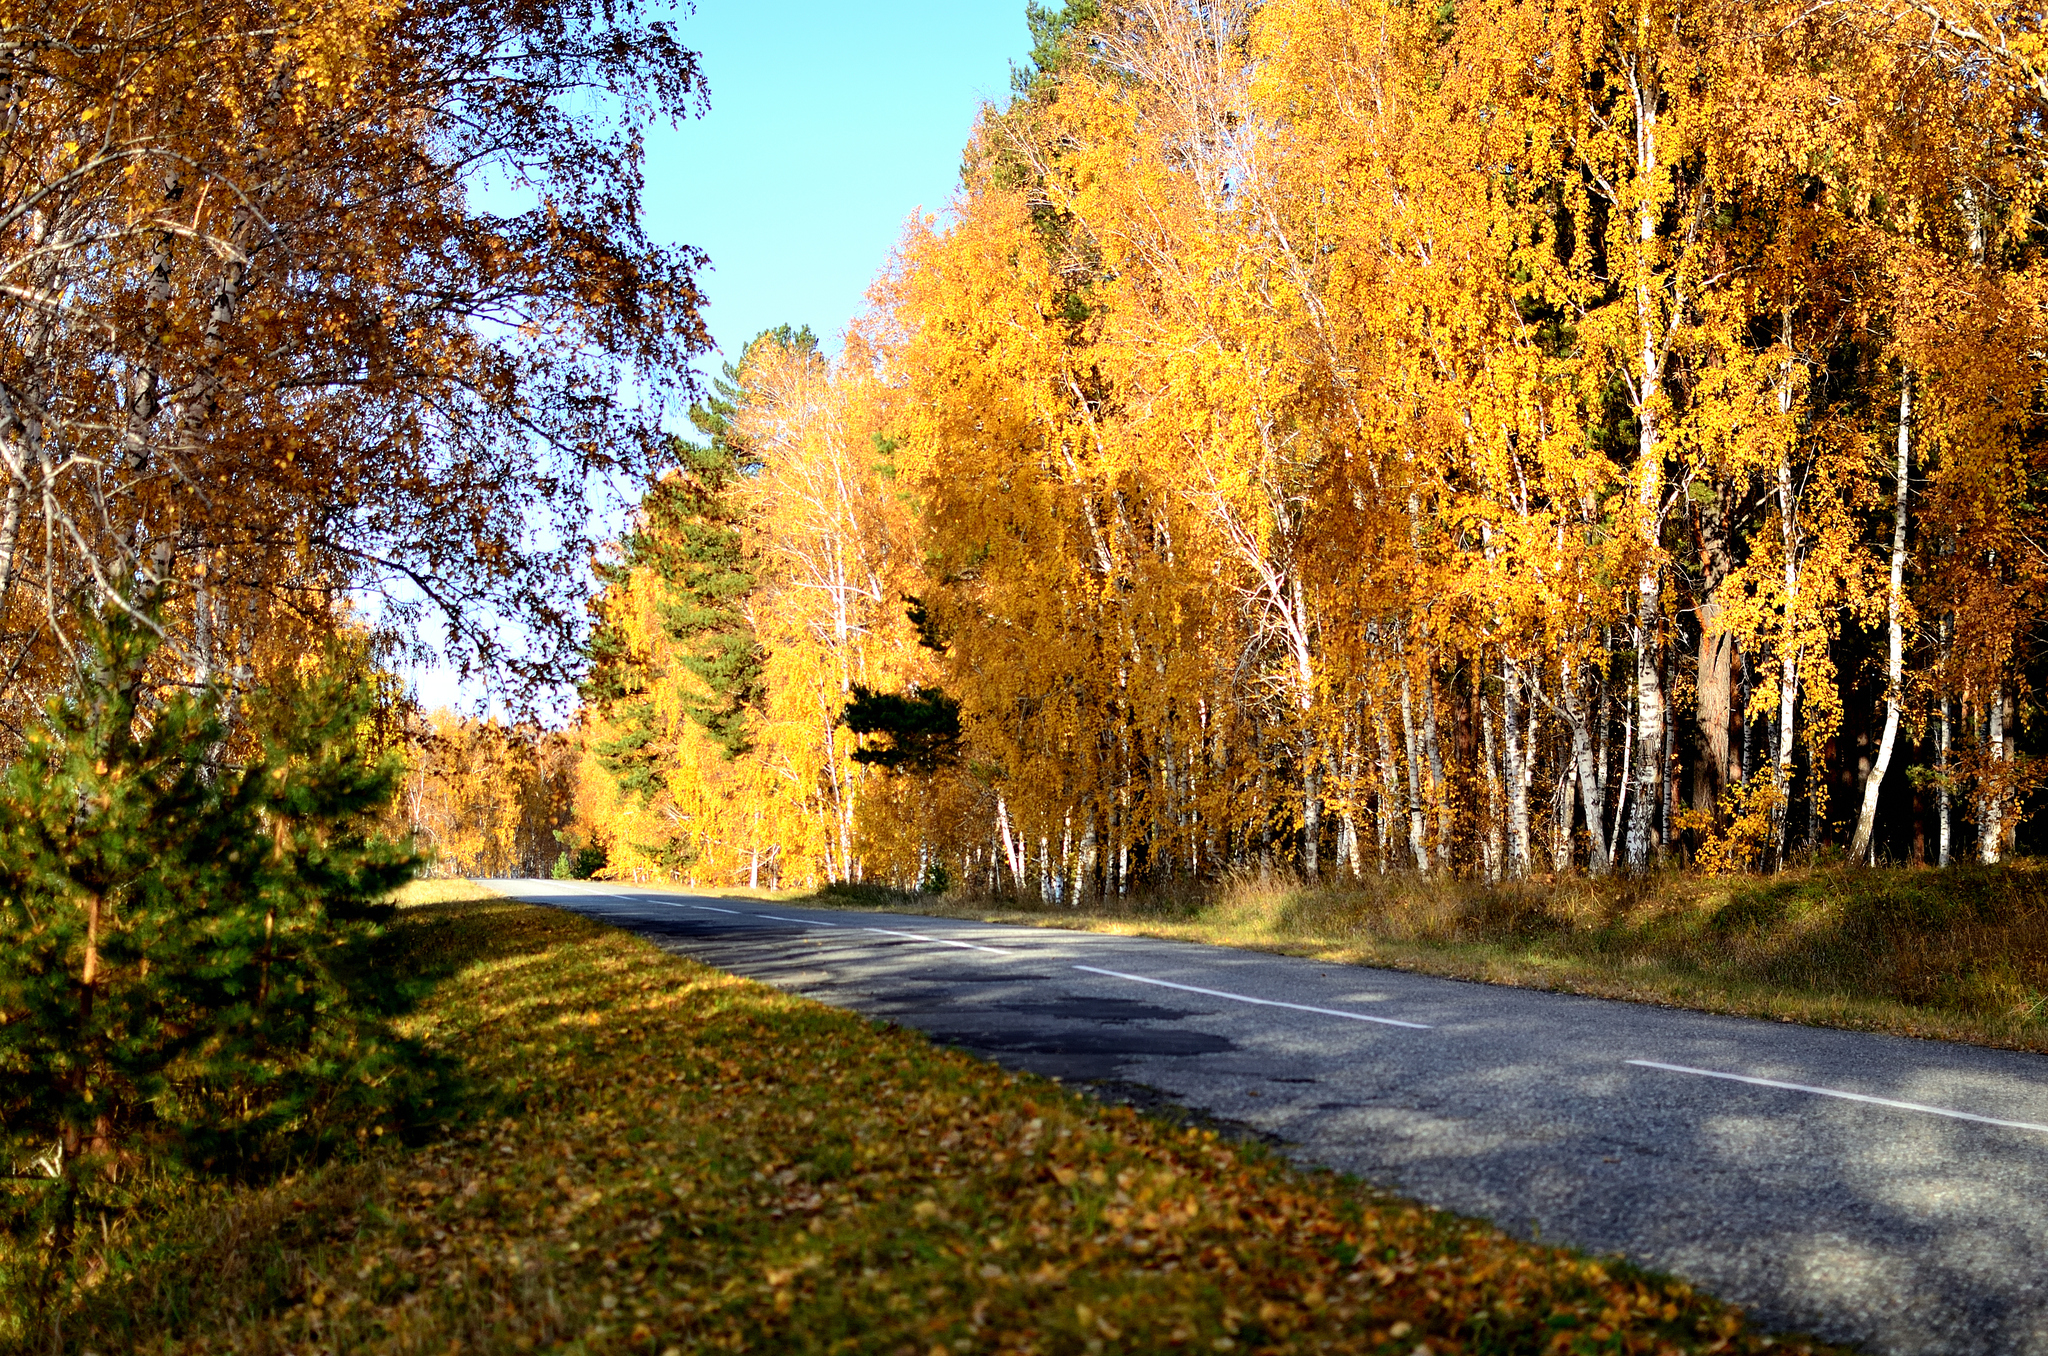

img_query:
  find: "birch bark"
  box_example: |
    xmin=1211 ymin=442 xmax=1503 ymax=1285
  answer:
xmin=1479 ymin=702 xmax=1504 ymax=881
xmin=1502 ymin=657 xmax=1530 ymax=876
xmin=1561 ymin=652 xmax=1612 ymax=875
xmin=1849 ymin=373 xmax=1911 ymax=862
xmin=1622 ymin=52 xmax=1669 ymax=873
xmin=1980 ymin=686 xmax=2005 ymax=864
xmin=1398 ymin=663 xmax=1429 ymax=870
xmin=1769 ymin=327 xmax=1804 ymax=869
xmin=1936 ymin=651 xmax=1952 ymax=866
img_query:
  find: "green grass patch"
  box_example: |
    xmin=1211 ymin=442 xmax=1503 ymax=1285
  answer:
xmin=11 ymin=883 xmax=1843 ymax=1354
xmin=855 ymin=862 xmax=2048 ymax=1053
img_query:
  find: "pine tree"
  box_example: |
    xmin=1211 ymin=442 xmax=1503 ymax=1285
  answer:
xmin=843 ymin=684 xmax=964 ymax=775
xmin=583 ymin=327 xmax=813 ymax=775
xmin=1013 ymin=0 xmax=1102 ymax=94
xmin=0 ymin=587 xmax=424 ymax=1262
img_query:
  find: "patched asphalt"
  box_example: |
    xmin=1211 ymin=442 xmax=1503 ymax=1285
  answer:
xmin=483 ymin=879 xmax=2048 ymax=1356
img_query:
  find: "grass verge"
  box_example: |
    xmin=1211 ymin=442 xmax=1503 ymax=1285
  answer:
xmin=814 ymin=861 xmax=2048 ymax=1054
xmin=22 ymin=882 xmax=1840 ymax=1354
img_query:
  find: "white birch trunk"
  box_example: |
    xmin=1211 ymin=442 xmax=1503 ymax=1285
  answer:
xmin=1372 ymin=709 xmax=1400 ymax=874
xmin=1553 ymin=767 xmax=1575 ymax=874
xmin=1622 ymin=60 xmax=1667 ymax=874
xmin=1339 ymin=729 xmax=1364 ymax=879
xmin=1981 ymin=687 xmax=2006 ymax=864
xmin=1937 ymin=686 xmax=1952 ymax=868
xmin=1608 ymin=705 xmax=1634 ymax=869
xmin=1302 ymin=741 xmax=1323 ymax=880
xmin=1398 ymin=666 xmax=1429 ymax=871
xmin=1771 ymin=443 xmax=1802 ymax=869
xmin=1626 ymin=581 xmax=1666 ymax=870
xmin=1479 ymin=702 xmax=1504 ymax=882
xmin=995 ymin=791 xmax=1027 ymax=890
xmin=1562 ymin=652 xmax=1611 ymax=875
xmin=1422 ymin=669 xmax=1452 ymax=862
xmin=1849 ymin=373 xmax=1911 ymax=863
xmin=1502 ymin=657 xmax=1530 ymax=877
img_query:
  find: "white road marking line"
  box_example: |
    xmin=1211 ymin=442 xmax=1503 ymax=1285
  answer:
xmin=1072 ymin=966 xmax=1432 ymax=1029
xmin=609 ymin=892 xmax=850 ymax=931
xmin=1626 ymin=1060 xmax=2048 ymax=1135
xmin=864 ymin=926 xmax=1014 ymax=955
xmin=602 ymin=892 xmax=843 ymax=929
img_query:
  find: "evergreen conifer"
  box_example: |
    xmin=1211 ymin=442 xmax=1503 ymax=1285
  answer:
xmin=584 ymin=327 xmax=815 ymax=781
xmin=0 ymin=587 xmax=423 ymax=1261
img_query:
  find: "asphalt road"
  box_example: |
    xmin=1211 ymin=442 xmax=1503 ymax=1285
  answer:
xmin=484 ymin=879 xmax=2048 ymax=1356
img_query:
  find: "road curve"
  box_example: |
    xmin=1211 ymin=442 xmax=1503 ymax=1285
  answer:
xmin=482 ymin=878 xmax=2048 ymax=1356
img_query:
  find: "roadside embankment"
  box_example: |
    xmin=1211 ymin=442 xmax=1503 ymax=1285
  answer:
xmin=23 ymin=882 xmax=1840 ymax=1354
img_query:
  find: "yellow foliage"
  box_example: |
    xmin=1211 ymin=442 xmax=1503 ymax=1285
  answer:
xmin=395 ymin=712 xmax=576 ymax=878
xmin=582 ymin=0 xmax=2048 ymax=890
xmin=1680 ymin=778 xmax=1788 ymax=878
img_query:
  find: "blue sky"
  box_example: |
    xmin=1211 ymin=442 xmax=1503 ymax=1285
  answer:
xmin=653 ymin=0 xmax=1028 ymax=379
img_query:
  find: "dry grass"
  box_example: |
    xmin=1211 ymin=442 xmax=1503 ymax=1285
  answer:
xmin=823 ymin=861 xmax=2048 ymax=1053
xmin=15 ymin=886 xmax=1845 ymax=1355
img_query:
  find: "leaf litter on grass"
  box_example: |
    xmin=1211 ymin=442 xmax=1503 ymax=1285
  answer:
xmin=50 ymin=887 xmax=1846 ymax=1356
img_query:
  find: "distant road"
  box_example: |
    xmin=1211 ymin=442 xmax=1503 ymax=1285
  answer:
xmin=485 ymin=879 xmax=2048 ymax=1356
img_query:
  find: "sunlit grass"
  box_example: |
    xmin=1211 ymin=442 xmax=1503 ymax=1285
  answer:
xmin=18 ymin=886 xmax=1840 ymax=1354
xmin=394 ymin=875 xmax=510 ymax=908
xmin=833 ymin=862 xmax=2048 ymax=1053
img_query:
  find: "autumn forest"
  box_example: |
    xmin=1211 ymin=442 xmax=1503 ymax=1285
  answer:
xmin=10 ymin=0 xmax=2048 ymax=898
xmin=9 ymin=1 xmax=2048 ymax=1343
xmin=570 ymin=0 xmax=2048 ymax=898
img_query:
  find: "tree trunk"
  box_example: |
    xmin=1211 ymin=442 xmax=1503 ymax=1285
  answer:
xmin=1398 ymin=666 xmax=1429 ymax=871
xmin=79 ymin=892 xmax=101 ymax=1022
xmin=1622 ymin=53 xmax=1668 ymax=876
xmin=1771 ymin=446 xmax=1802 ymax=871
xmin=1423 ymin=666 xmax=1451 ymax=863
xmin=1339 ymin=730 xmax=1364 ymax=879
xmin=1562 ymin=652 xmax=1611 ymax=875
xmin=995 ymin=791 xmax=1027 ymax=892
xmin=1739 ymin=649 xmax=1754 ymax=781
xmin=1479 ymin=701 xmax=1504 ymax=881
xmin=0 ymin=471 xmax=22 ymax=623
xmin=1981 ymin=686 xmax=2005 ymax=864
xmin=1772 ymin=644 xmax=1799 ymax=869
xmin=1502 ymin=657 xmax=1530 ymax=877
xmin=1625 ymin=609 xmax=1664 ymax=871
xmin=1659 ymin=635 xmax=1675 ymax=848
xmin=1849 ymin=373 xmax=1911 ymax=863
xmin=1595 ymin=647 xmax=1612 ymax=821
xmin=1693 ymin=530 xmax=1738 ymax=818
xmin=1937 ymin=685 xmax=1952 ymax=868
xmin=1372 ymin=708 xmax=1399 ymax=874
xmin=1553 ymin=766 xmax=1574 ymax=874
xmin=1301 ymin=738 xmax=1323 ymax=880
xmin=1081 ymin=811 xmax=1097 ymax=909
xmin=1609 ymin=703 xmax=1634 ymax=868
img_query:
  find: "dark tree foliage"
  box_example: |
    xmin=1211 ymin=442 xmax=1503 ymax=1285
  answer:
xmin=1014 ymin=0 xmax=1103 ymax=93
xmin=0 ymin=587 xmax=425 ymax=1254
xmin=551 ymin=841 xmax=608 ymax=879
xmin=904 ymin=595 xmax=950 ymax=653
xmin=843 ymin=685 xmax=964 ymax=776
